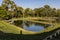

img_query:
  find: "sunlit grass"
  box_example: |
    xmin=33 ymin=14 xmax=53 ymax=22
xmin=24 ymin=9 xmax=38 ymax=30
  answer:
xmin=0 ymin=17 xmax=60 ymax=35
xmin=0 ymin=20 xmax=36 ymax=34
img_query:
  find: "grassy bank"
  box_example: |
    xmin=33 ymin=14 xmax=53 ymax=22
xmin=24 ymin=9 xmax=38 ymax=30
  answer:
xmin=0 ymin=20 xmax=36 ymax=34
xmin=0 ymin=17 xmax=60 ymax=35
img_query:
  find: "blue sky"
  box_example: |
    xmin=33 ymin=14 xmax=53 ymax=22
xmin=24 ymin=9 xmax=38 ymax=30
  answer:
xmin=0 ymin=0 xmax=60 ymax=9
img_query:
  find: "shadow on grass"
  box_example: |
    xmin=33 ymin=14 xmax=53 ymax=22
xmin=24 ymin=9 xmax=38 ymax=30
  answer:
xmin=0 ymin=28 xmax=60 ymax=40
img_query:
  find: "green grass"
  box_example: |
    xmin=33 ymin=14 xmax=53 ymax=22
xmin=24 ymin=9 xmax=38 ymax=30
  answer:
xmin=0 ymin=20 xmax=36 ymax=34
xmin=0 ymin=17 xmax=60 ymax=40
xmin=0 ymin=17 xmax=60 ymax=35
xmin=11 ymin=17 xmax=55 ymax=21
xmin=11 ymin=17 xmax=54 ymax=25
xmin=37 ymin=23 xmax=60 ymax=34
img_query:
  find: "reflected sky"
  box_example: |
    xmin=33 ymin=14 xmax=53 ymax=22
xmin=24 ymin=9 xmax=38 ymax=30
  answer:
xmin=23 ymin=24 xmax=44 ymax=32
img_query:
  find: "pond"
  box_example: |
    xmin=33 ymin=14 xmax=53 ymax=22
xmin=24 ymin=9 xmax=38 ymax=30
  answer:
xmin=13 ymin=20 xmax=50 ymax=32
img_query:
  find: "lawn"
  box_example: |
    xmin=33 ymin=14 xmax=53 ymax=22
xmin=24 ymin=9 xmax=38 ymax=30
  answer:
xmin=0 ymin=17 xmax=60 ymax=35
xmin=0 ymin=20 xmax=36 ymax=34
xmin=0 ymin=20 xmax=60 ymax=40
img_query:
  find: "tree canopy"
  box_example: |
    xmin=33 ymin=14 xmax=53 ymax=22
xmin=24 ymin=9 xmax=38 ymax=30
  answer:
xmin=0 ymin=0 xmax=60 ymax=20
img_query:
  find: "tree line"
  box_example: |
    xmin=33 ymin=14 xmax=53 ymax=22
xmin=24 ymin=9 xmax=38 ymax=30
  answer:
xmin=0 ymin=0 xmax=60 ymax=20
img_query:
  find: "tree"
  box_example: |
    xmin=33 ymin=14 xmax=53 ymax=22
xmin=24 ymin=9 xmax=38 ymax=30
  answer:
xmin=24 ymin=8 xmax=31 ymax=17
xmin=44 ymin=5 xmax=50 ymax=9
xmin=16 ymin=7 xmax=23 ymax=17
xmin=34 ymin=8 xmax=40 ymax=17
xmin=57 ymin=9 xmax=60 ymax=17
xmin=0 ymin=6 xmax=7 ymax=19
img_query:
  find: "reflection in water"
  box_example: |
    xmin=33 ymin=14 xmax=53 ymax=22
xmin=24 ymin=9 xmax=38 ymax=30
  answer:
xmin=14 ymin=20 xmax=49 ymax=32
xmin=14 ymin=20 xmax=23 ymax=28
xmin=24 ymin=24 xmax=44 ymax=32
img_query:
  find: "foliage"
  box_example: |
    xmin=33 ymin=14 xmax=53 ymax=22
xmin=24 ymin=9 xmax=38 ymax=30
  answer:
xmin=0 ymin=0 xmax=60 ymax=19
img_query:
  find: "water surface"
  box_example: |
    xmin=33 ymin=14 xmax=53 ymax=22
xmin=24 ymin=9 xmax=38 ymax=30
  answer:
xmin=14 ymin=20 xmax=49 ymax=32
